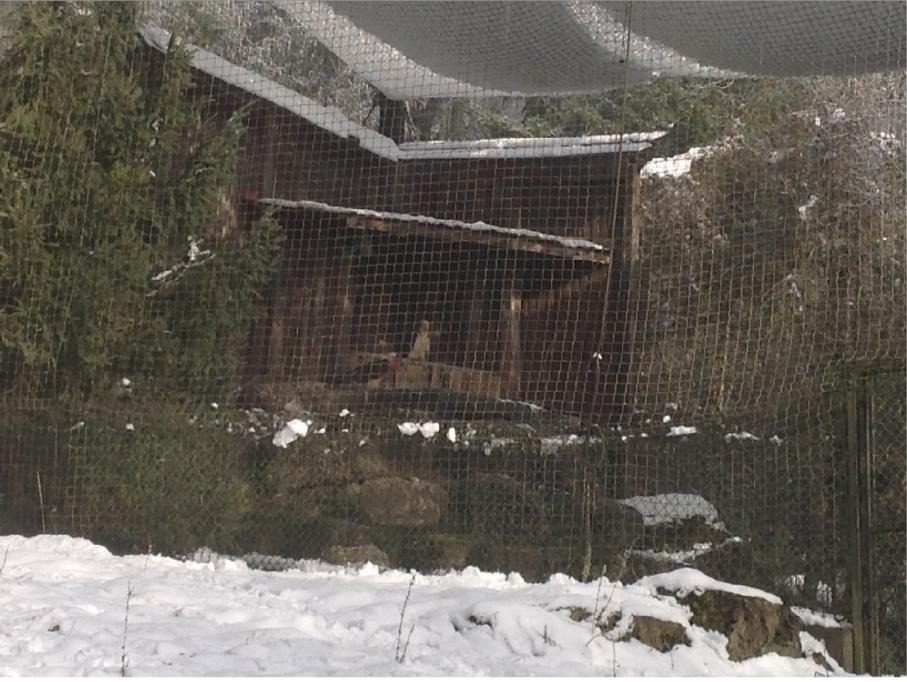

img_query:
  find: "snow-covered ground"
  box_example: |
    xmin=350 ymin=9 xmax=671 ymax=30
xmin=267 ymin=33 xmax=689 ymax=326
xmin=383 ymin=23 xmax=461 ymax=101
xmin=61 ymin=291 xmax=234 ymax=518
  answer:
xmin=0 ymin=535 xmax=841 ymax=676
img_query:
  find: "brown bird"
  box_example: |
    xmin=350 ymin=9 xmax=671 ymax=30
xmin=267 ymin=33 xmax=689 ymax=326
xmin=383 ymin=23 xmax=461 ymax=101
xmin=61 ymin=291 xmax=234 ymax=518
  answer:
xmin=408 ymin=320 xmax=433 ymax=361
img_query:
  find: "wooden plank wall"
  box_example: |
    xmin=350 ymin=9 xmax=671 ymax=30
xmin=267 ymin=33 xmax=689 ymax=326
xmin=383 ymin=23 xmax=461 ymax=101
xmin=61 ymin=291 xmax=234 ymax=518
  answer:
xmin=391 ymin=156 xmax=625 ymax=243
xmin=180 ymin=54 xmax=641 ymax=421
xmin=248 ymin=214 xmax=354 ymax=384
xmin=583 ymin=158 xmax=640 ymax=421
xmin=519 ymin=258 xmax=606 ymax=416
xmin=235 ymin=106 xmax=396 ymax=209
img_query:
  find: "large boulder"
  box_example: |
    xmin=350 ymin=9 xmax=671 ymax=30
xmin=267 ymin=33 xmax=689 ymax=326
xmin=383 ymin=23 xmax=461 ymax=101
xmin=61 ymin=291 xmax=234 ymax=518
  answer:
xmin=268 ymin=444 xmax=391 ymax=493
xmin=629 ymin=615 xmax=691 ymax=652
xmin=469 ymin=472 xmax=547 ymax=536
xmin=682 ymin=590 xmax=802 ymax=661
xmin=466 ymin=544 xmax=576 ymax=583
xmin=616 ymin=493 xmax=729 ymax=552
xmin=323 ymin=544 xmax=390 ymax=567
xmin=354 ymin=477 xmax=447 ymax=527
xmin=370 ymin=529 xmax=475 ymax=572
xmin=593 ymin=499 xmax=647 ymax=552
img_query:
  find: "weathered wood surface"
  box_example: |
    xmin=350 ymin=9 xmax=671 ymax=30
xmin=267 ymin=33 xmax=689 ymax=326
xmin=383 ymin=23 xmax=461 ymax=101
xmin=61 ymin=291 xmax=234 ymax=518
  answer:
xmin=393 ymin=360 xmax=510 ymax=402
xmin=500 ymin=257 xmax=523 ymax=396
xmin=344 ymin=214 xmax=610 ymax=264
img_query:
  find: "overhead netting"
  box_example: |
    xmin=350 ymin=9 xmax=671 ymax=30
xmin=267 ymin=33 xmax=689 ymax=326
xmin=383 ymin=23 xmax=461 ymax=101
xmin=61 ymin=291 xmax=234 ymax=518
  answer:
xmin=0 ymin=1 xmax=904 ymax=671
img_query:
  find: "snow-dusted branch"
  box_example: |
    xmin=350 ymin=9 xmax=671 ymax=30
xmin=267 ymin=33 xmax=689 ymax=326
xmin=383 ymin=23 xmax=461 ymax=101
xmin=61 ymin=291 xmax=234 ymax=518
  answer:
xmin=146 ymin=237 xmax=215 ymax=298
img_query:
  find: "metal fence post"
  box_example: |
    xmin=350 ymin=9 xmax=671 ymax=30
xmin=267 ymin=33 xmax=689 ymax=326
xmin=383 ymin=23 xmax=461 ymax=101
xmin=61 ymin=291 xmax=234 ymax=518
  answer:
xmin=846 ymin=378 xmax=866 ymax=674
xmin=846 ymin=371 xmax=878 ymax=674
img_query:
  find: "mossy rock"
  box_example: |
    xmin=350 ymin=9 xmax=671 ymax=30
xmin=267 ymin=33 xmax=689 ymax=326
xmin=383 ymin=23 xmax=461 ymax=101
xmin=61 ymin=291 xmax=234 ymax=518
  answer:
xmin=323 ymin=544 xmax=390 ymax=567
xmin=369 ymin=528 xmax=473 ymax=572
xmin=640 ymin=516 xmax=729 ymax=553
xmin=630 ymin=615 xmax=691 ymax=652
xmin=688 ymin=538 xmax=753 ymax=583
xmin=265 ymin=485 xmax=368 ymax=524
xmin=466 ymin=542 xmax=580 ymax=582
xmin=564 ymin=606 xmax=593 ymax=622
xmin=354 ymin=477 xmax=447 ymax=528
xmin=238 ymin=514 xmax=371 ymax=560
xmin=802 ymin=623 xmax=854 ymax=672
xmin=425 ymin=533 xmax=473 ymax=569
xmin=266 ymin=436 xmax=392 ymax=491
xmin=683 ymin=590 xmax=801 ymax=661
xmin=590 ymin=500 xmax=647 ymax=554
xmin=469 ymin=472 xmax=548 ymax=536
xmin=622 ymin=553 xmax=681 ymax=582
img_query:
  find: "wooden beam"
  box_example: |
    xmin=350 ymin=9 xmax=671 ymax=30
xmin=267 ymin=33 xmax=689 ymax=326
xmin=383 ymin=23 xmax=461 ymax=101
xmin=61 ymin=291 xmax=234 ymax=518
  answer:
xmin=331 ymin=248 xmax=355 ymax=378
xmin=500 ymin=258 xmax=522 ymax=397
xmin=392 ymin=359 xmax=506 ymax=402
xmin=465 ymin=282 xmax=486 ymax=369
xmin=344 ymin=213 xmax=610 ymax=264
xmin=267 ymin=287 xmax=288 ymax=382
xmin=260 ymin=107 xmax=280 ymax=198
xmin=622 ymin=158 xmax=642 ymax=266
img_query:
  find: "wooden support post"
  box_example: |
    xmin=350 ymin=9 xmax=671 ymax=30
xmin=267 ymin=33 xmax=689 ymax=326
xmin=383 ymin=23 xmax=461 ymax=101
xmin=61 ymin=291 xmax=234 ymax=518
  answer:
xmin=609 ymin=161 xmax=640 ymax=417
xmin=588 ymin=159 xmax=641 ymax=423
xmin=261 ymin=108 xmax=280 ymax=198
xmin=861 ymin=378 xmax=878 ymax=675
xmin=466 ymin=285 xmax=486 ymax=369
xmin=500 ymin=257 xmax=522 ymax=398
xmin=331 ymin=248 xmax=355 ymax=376
xmin=846 ymin=383 xmax=865 ymax=674
xmin=267 ymin=287 xmax=288 ymax=382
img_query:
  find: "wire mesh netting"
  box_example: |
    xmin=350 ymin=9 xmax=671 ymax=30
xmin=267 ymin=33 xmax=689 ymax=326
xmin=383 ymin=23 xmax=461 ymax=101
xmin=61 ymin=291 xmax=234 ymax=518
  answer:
xmin=864 ymin=369 xmax=906 ymax=674
xmin=0 ymin=0 xmax=904 ymax=658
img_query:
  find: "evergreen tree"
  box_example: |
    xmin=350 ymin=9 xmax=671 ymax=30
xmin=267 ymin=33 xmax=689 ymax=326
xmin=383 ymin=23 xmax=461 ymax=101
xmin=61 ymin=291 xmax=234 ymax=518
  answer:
xmin=0 ymin=2 xmax=279 ymax=404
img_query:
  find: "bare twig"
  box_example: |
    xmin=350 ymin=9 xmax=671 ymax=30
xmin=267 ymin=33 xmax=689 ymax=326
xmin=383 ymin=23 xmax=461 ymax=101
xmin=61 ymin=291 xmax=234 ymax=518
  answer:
xmin=591 ymin=562 xmax=607 ymax=628
xmin=120 ymin=581 xmax=134 ymax=677
xmin=397 ymin=623 xmax=415 ymax=664
xmin=395 ymin=574 xmax=416 ymax=663
xmin=586 ymin=556 xmax=628 ymax=648
xmin=36 ymin=472 xmax=46 ymax=534
xmin=581 ymin=463 xmax=593 ymax=582
xmin=0 ymin=545 xmax=9 ymax=575
xmin=586 ymin=585 xmax=618 ymax=646
xmin=612 ymin=638 xmax=618 ymax=677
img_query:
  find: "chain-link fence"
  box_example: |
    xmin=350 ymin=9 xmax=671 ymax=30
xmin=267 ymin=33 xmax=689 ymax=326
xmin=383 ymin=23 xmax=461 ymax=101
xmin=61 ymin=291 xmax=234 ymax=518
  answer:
xmin=0 ymin=1 xmax=904 ymax=655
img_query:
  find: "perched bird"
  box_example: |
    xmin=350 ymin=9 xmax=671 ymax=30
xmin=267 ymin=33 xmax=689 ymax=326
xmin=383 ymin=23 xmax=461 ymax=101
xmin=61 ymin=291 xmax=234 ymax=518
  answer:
xmin=408 ymin=320 xmax=433 ymax=361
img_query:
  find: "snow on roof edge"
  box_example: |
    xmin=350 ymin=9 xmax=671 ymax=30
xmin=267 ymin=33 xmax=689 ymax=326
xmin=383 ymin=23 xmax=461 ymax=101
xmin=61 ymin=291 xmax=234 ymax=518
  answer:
xmin=139 ymin=26 xmax=670 ymax=164
xmin=138 ymin=26 xmax=400 ymax=162
xmin=259 ymin=198 xmax=608 ymax=253
xmin=399 ymin=131 xmax=670 ymax=160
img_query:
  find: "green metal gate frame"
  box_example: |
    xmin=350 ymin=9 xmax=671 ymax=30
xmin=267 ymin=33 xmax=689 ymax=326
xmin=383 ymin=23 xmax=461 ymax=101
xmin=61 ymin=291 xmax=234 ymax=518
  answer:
xmin=846 ymin=362 xmax=906 ymax=675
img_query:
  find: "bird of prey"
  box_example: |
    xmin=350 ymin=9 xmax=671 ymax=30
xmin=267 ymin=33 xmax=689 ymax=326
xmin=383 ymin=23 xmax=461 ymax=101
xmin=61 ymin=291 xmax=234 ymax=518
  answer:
xmin=408 ymin=320 xmax=434 ymax=361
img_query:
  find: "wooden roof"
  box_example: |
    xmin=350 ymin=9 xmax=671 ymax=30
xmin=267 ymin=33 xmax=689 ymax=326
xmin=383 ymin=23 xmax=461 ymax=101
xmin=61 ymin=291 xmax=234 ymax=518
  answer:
xmin=141 ymin=27 xmax=670 ymax=165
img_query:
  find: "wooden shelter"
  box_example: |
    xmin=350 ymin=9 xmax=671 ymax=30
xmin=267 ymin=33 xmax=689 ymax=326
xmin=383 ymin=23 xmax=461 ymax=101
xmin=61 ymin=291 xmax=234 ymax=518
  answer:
xmin=139 ymin=28 xmax=674 ymax=420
